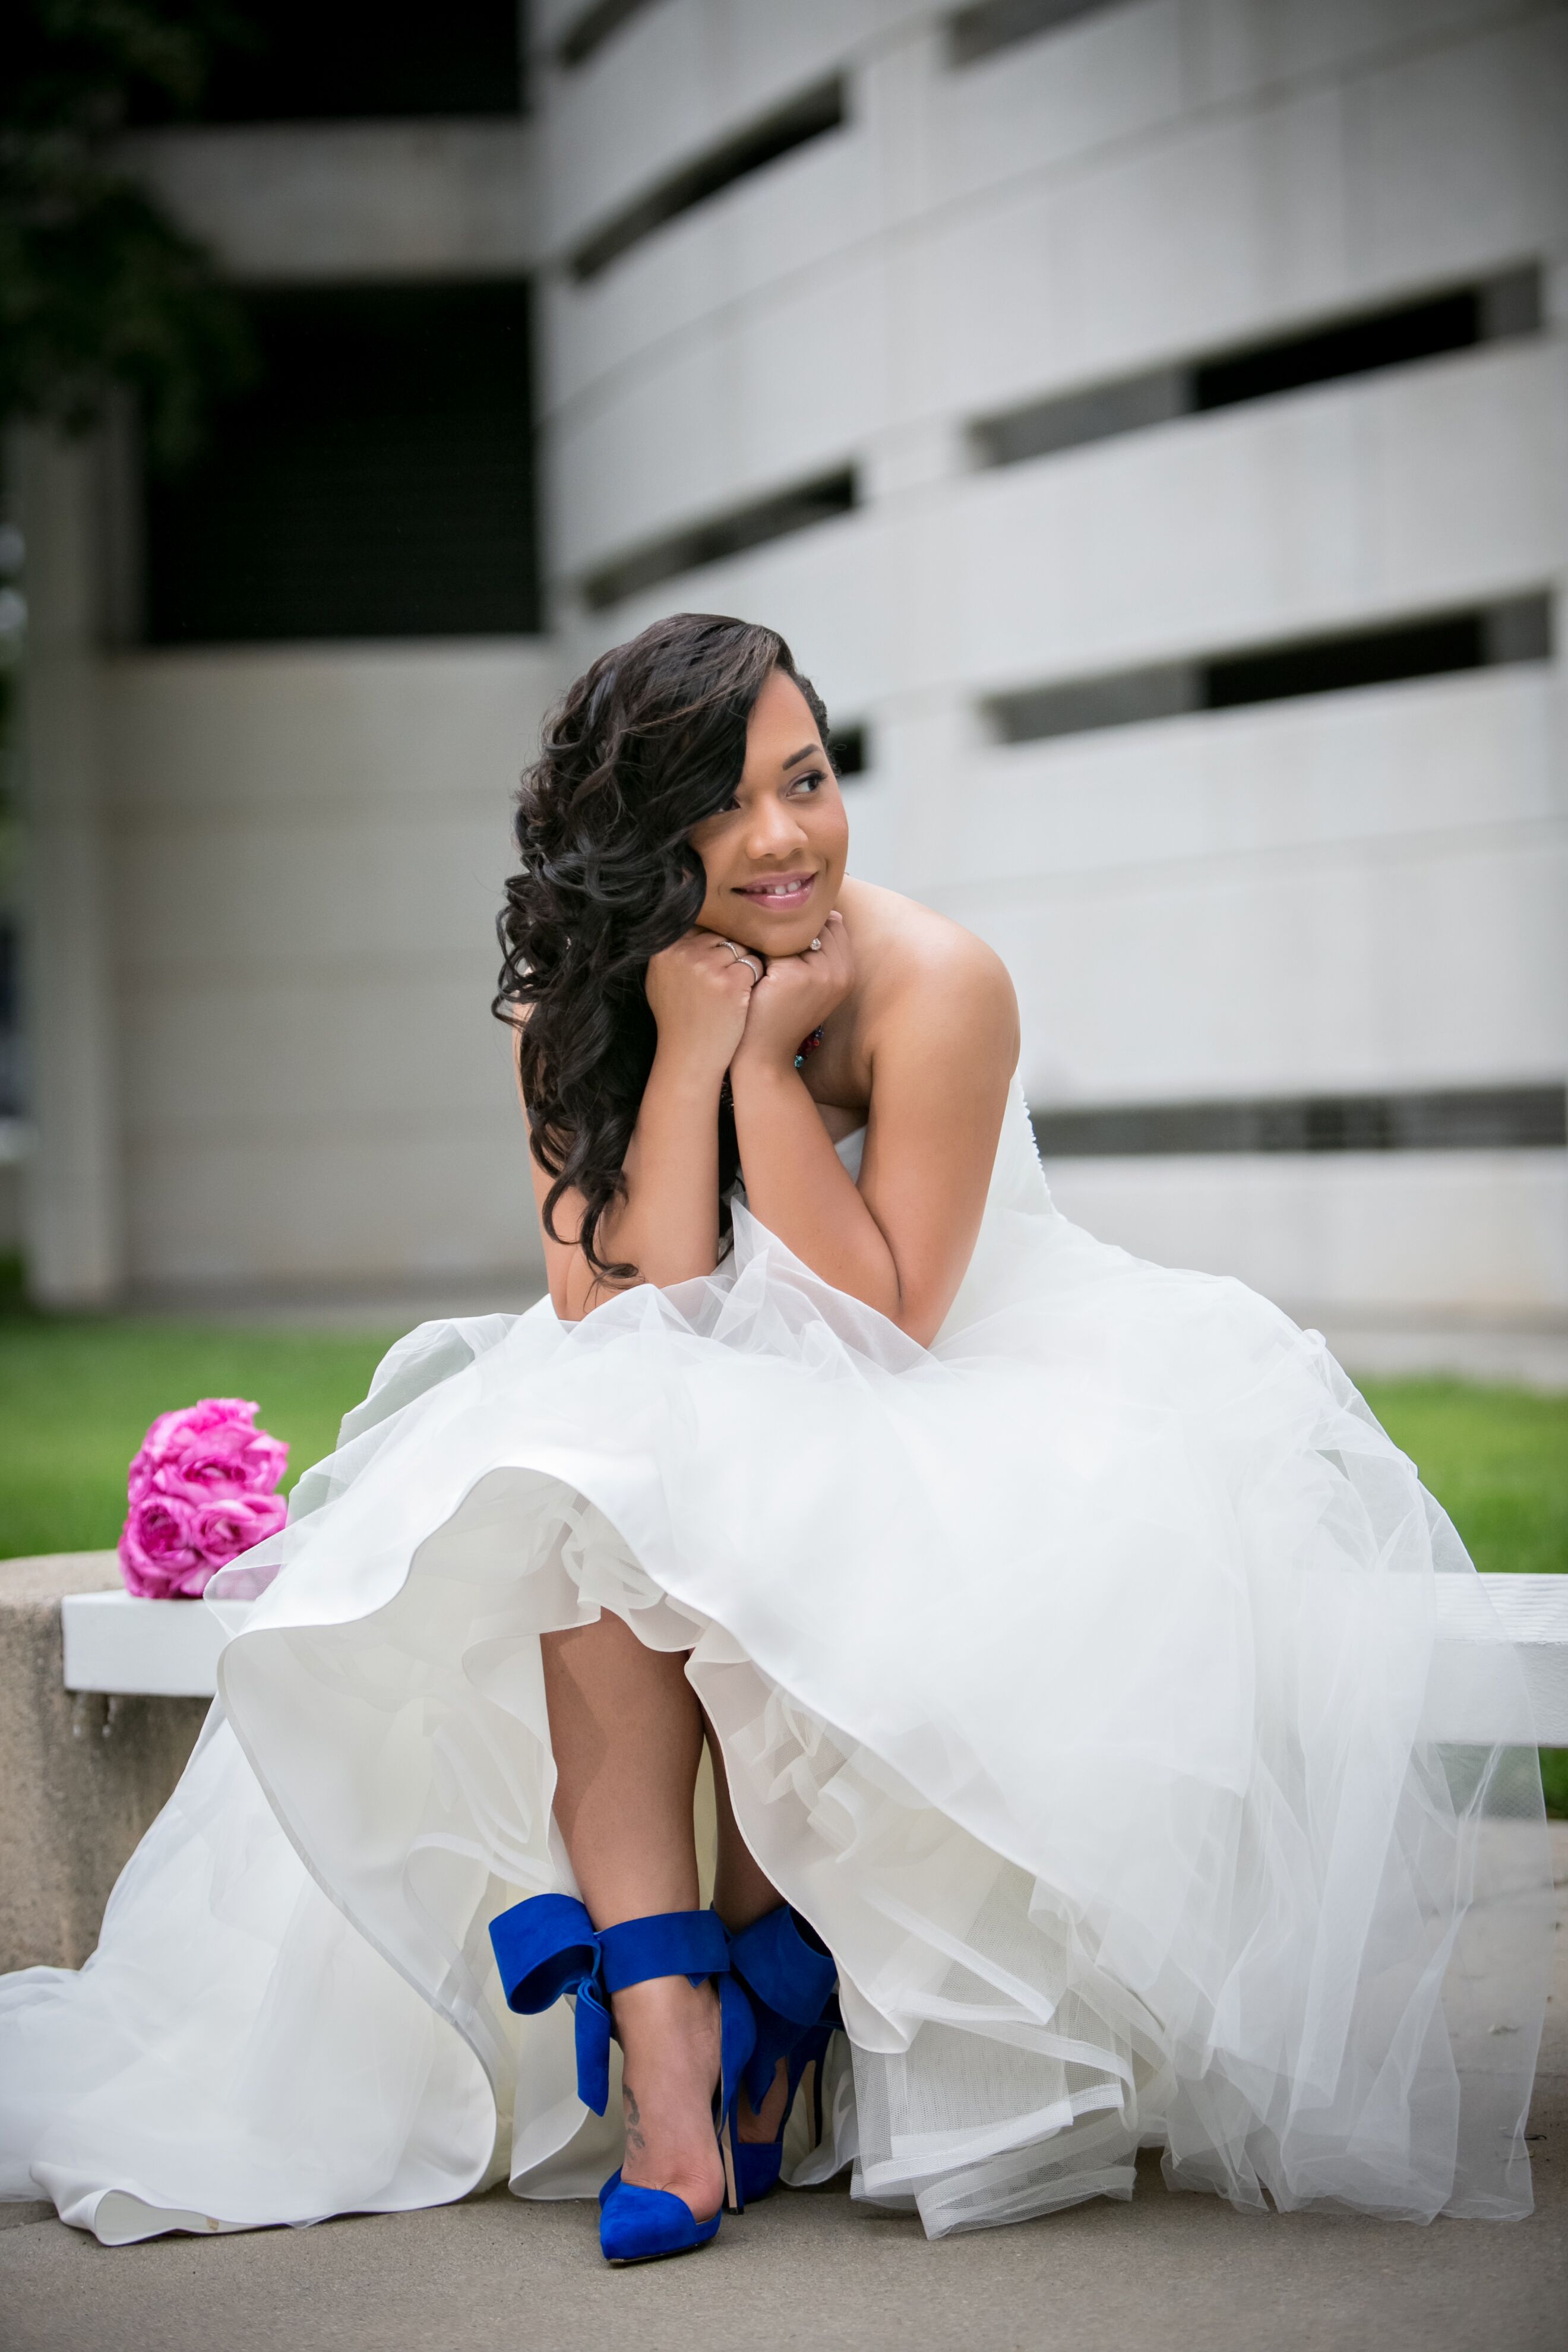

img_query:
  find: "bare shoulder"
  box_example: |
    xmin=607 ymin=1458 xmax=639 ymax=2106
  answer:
xmin=840 ymin=878 xmax=1018 ymax=1066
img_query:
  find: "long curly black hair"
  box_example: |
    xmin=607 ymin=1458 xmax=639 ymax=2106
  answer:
xmin=495 ymin=612 xmax=832 ymax=1283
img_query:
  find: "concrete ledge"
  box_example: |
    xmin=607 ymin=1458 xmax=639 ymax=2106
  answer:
xmin=0 ymin=1554 xmax=207 ymax=1971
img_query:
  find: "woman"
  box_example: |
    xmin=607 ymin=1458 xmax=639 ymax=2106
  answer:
xmin=0 ymin=614 xmax=1550 ymax=2258
xmin=491 ymin=616 xmax=1018 ymax=2257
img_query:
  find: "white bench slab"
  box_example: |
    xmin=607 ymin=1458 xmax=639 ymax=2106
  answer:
xmin=58 ymin=1575 xmax=1568 ymax=1742
xmin=61 ymin=1589 xmax=245 ymax=1699
xmin=1424 ymin=1575 xmax=1568 ymax=1744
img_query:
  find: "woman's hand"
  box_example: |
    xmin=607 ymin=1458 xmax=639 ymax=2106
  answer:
xmin=727 ymin=904 xmax=1017 ymax=1344
xmin=731 ymin=909 xmax=854 ymax=1076
xmin=644 ymin=930 xmax=763 ymax=1079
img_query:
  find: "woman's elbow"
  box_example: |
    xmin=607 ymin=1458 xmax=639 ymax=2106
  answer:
xmin=890 ymin=1281 xmax=947 ymax=1351
xmin=897 ymin=1309 xmax=945 ymax=1349
xmin=552 ymin=1269 xmax=647 ymax=1324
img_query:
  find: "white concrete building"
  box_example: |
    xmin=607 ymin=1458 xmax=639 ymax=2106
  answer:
xmin=11 ymin=0 xmax=1568 ymax=1376
xmin=11 ymin=72 xmax=559 ymax=1310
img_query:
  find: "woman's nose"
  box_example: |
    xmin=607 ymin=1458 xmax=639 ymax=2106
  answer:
xmin=743 ymin=799 xmax=807 ymax=859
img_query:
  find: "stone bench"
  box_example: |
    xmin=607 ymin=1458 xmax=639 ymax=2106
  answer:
xmin=4 ymin=1552 xmax=1566 ymax=1975
xmin=0 ymin=1554 xmax=207 ymax=1972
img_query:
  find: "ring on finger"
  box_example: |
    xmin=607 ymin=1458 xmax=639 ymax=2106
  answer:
xmin=721 ymin=938 xmax=763 ymax=983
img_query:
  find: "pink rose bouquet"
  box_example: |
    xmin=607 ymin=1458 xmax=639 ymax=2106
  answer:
xmin=118 ymin=1398 xmax=289 ymax=1599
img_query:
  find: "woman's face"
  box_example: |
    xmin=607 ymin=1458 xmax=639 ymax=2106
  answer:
xmin=688 ymin=669 xmax=849 ymax=958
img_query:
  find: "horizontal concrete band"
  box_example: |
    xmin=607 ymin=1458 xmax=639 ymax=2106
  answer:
xmin=1032 ymin=1086 xmax=1568 ymax=1158
xmin=50 ymin=1562 xmax=1568 ymax=1745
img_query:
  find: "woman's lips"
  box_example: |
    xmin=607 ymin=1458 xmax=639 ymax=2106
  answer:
xmin=735 ymin=874 xmax=817 ymax=909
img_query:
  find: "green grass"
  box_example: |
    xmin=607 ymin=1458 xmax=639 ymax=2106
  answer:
xmin=1360 ymin=1380 xmax=1568 ymax=1582
xmin=1 ymin=1314 xmax=1563 ymax=1809
xmin=0 ymin=1310 xmax=398 ymax=1560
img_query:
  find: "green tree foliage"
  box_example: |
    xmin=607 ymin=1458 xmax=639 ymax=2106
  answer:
xmin=0 ymin=1 xmax=253 ymax=467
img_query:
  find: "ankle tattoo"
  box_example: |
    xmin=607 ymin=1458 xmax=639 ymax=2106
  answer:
xmin=623 ymin=2086 xmax=646 ymax=2154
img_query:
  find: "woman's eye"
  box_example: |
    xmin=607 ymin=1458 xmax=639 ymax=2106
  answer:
xmin=790 ymin=771 xmax=823 ymax=795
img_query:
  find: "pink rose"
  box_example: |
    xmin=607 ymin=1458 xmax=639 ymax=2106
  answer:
xmin=192 ymin=1492 xmax=287 ymax=1563
xmin=119 ymin=1398 xmax=289 ymax=1599
xmin=119 ymin=1496 xmax=206 ymax=1598
xmin=127 ymin=1397 xmax=288 ymax=1509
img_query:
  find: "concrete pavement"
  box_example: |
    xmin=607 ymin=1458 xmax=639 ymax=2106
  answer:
xmin=4 ymin=1831 xmax=1565 ymax=2352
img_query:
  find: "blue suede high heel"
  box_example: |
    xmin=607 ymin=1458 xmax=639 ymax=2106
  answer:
xmin=725 ymin=1904 xmax=840 ymax=2204
xmin=489 ymin=1893 xmax=755 ymax=2265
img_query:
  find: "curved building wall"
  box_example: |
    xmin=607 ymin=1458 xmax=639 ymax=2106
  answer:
xmin=533 ymin=0 xmax=1568 ymax=1365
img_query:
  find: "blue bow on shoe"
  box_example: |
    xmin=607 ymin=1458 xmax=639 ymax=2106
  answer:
xmin=729 ymin=1902 xmax=840 ymax=2113
xmin=722 ymin=1904 xmax=841 ymax=2205
xmin=489 ymin=1893 xmax=739 ymax=2117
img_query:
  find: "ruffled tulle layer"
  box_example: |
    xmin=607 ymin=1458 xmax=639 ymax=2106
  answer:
xmin=0 ymin=1093 xmax=1551 ymax=2240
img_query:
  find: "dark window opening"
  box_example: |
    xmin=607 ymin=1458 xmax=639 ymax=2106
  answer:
xmin=144 ymin=282 xmax=539 ymax=645
xmin=557 ymin=0 xmax=667 ymax=69
xmin=972 ymin=267 xmax=1542 ymax=468
xmin=977 ymin=371 xmax=1187 ymax=467
xmin=949 ymin=0 xmax=1114 ymax=68
xmin=570 ymin=79 xmax=845 ymax=282
xmin=131 ymin=1 xmax=524 ymax=124
xmin=1032 ymin=1086 xmax=1568 ymax=1158
xmin=830 ymin=724 xmax=868 ymax=778
xmin=989 ymin=665 xmax=1193 ymax=742
xmin=580 ymin=469 xmax=857 ymax=612
xmin=985 ymin=595 xmax=1553 ymax=744
xmin=1194 ymin=272 xmax=1541 ymax=412
xmin=1211 ymin=611 xmax=1491 ymax=712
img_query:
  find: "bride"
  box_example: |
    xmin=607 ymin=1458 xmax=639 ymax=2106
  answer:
xmin=0 ymin=612 xmax=1551 ymax=2258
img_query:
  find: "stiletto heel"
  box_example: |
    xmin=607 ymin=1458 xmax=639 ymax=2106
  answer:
xmin=725 ymin=1903 xmax=840 ymax=2204
xmin=489 ymin=1893 xmax=755 ymax=2265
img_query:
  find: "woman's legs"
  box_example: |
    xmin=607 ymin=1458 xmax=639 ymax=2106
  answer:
xmin=707 ymin=1721 xmax=781 ymax=1935
xmin=541 ymin=1613 xmax=789 ymax=2208
xmin=706 ymin=1724 xmax=792 ymax=2143
xmin=542 ymin=1613 xmax=723 ymax=2217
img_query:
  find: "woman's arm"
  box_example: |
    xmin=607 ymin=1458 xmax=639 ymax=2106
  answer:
xmin=729 ymin=918 xmax=1018 ymax=1348
xmin=526 ymin=931 xmax=759 ymax=1321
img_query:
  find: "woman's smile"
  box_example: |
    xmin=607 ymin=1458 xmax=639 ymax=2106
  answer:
xmin=734 ymin=871 xmax=818 ymax=911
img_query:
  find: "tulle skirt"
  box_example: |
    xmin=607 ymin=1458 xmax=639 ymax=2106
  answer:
xmin=0 ymin=1091 xmax=1551 ymax=2240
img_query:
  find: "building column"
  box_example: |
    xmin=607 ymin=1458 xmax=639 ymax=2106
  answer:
xmin=13 ymin=428 xmax=123 ymax=1305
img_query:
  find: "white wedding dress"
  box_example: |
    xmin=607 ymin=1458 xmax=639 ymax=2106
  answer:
xmin=0 ymin=1085 xmax=1552 ymax=2242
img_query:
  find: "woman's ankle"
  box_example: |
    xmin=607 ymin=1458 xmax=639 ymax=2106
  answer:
xmin=613 ymin=1969 xmax=719 ymax=2057
xmin=612 ymin=1975 xmax=726 ymax=2217
xmin=736 ymin=2055 xmax=789 ymax=2144
xmin=712 ymin=1889 xmax=783 ymax=1936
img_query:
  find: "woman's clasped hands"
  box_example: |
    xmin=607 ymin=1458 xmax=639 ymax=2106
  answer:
xmin=644 ymin=908 xmax=853 ymax=1085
